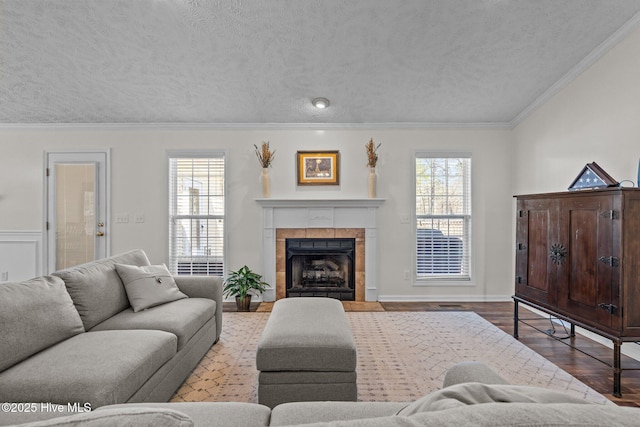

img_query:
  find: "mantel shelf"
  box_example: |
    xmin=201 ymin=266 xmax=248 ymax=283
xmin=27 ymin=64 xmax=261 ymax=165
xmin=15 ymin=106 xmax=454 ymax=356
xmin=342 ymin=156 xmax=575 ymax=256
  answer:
xmin=255 ymin=198 xmax=386 ymax=208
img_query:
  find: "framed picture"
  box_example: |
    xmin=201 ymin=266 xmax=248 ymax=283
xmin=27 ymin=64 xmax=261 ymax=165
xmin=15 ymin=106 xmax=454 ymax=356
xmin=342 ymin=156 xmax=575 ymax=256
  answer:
xmin=296 ymin=150 xmax=340 ymax=185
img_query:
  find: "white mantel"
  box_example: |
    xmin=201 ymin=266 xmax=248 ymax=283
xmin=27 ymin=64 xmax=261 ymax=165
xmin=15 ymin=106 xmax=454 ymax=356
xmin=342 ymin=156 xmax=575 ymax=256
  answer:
xmin=256 ymin=198 xmax=385 ymax=301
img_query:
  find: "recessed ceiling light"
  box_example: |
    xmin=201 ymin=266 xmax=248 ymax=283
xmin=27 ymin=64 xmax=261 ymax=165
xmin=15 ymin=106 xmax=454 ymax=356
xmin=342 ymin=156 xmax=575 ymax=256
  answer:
xmin=311 ymin=97 xmax=330 ymax=109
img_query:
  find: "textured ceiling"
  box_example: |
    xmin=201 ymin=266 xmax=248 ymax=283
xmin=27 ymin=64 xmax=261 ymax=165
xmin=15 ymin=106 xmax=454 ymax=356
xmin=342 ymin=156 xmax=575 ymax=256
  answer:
xmin=2 ymin=0 xmax=640 ymax=126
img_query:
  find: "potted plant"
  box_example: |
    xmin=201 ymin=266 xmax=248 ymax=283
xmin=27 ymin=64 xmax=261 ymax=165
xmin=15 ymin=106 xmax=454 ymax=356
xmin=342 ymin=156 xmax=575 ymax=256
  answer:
xmin=223 ymin=265 xmax=269 ymax=311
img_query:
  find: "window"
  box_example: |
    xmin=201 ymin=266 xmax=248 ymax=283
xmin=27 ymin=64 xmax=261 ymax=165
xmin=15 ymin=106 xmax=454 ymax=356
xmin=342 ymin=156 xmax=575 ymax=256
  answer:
xmin=415 ymin=154 xmax=471 ymax=280
xmin=169 ymin=152 xmax=225 ymax=276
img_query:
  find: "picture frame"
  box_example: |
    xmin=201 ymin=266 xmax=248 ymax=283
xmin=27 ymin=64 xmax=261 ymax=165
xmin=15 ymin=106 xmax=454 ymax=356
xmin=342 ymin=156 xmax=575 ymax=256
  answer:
xmin=296 ymin=150 xmax=340 ymax=185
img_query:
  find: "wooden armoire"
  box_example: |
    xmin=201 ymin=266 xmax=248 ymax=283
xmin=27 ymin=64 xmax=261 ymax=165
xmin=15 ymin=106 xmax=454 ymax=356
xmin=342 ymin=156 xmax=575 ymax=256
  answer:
xmin=513 ymin=188 xmax=640 ymax=397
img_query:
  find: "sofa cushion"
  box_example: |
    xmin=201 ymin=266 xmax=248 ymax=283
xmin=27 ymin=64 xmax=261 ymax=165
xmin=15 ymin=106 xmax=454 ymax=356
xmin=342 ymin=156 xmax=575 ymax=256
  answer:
xmin=270 ymin=401 xmax=407 ymax=426
xmin=0 ymin=276 xmax=84 ymax=372
xmin=272 ymin=403 xmax=640 ymax=427
xmin=103 ymin=402 xmax=271 ymax=427
xmin=53 ymin=249 xmax=151 ymax=330
xmin=115 ymin=263 xmax=187 ymax=312
xmin=91 ymin=298 xmax=216 ymax=350
xmin=0 ymin=330 xmax=177 ymax=408
xmin=13 ymin=407 xmax=193 ymax=427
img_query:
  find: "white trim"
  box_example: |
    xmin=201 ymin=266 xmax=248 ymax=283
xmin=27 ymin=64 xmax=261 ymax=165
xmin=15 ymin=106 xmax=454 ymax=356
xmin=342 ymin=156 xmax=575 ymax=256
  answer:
xmin=0 ymin=231 xmax=43 ymax=281
xmin=255 ymin=198 xmax=386 ymax=208
xmin=0 ymin=122 xmax=512 ymax=131
xmin=43 ymin=149 xmax=111 ymax=273
xmin=377 ymin=294 xmax=513 ymax=302
xmin=167 ymin=149 xmax=229 ymax=277
xmin=413 ymin=154 xmax=472 ymax=282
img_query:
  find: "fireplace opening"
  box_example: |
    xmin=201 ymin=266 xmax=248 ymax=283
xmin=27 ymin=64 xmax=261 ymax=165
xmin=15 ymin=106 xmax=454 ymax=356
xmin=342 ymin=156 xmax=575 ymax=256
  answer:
xmin=286 ymin=238 xmax=355 ymax=301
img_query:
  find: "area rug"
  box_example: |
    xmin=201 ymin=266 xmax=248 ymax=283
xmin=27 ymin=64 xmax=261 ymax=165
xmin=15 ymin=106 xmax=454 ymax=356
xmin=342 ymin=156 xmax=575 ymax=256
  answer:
xmin=171 ymin=311 xmax=609 ymax=404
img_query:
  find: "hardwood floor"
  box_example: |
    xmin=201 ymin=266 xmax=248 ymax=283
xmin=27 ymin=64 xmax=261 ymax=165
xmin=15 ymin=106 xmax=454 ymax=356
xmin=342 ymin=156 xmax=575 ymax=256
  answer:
xmin=382 ymin=301 xmax=640 ymax=407
xmin=225 ymin=300 xmax=640 ymax=407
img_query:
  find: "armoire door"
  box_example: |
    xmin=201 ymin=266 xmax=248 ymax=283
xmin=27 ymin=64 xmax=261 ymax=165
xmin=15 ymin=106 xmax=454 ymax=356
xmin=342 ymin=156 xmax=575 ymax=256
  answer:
xmin=515 ymin=197 xmax=558 ymax=308
xmin=556 ymin=195 xmax=615 ymax=329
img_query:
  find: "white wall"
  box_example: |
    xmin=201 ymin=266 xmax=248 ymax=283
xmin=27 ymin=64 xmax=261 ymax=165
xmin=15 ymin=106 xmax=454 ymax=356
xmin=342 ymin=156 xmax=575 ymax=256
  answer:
xmin=0 ymin=126 xmax=514 ymax=300
xmin=513 ymin=25 xmax=640 ymax=194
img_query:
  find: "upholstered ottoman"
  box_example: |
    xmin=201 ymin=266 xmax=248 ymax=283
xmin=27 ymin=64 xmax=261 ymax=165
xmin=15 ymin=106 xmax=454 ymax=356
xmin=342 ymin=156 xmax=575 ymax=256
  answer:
xmin=256 ymin=297 xmax=357 ymax=408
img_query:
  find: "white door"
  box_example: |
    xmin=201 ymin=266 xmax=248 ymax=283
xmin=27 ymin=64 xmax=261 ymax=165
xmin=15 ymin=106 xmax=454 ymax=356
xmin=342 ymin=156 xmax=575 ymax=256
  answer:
xmin=45 ymin=151 xmax=109 ymax=273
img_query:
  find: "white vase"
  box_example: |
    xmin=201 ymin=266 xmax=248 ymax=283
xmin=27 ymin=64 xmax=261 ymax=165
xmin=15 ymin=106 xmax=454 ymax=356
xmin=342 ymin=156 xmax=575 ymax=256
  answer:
xmin=368 ymin=166 xmax=377 ymax=198
xmin=261 ymin=168 xmax=271 ymax=198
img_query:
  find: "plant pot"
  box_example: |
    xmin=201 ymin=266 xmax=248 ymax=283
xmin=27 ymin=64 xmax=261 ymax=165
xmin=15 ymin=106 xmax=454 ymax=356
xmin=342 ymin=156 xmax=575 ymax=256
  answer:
xmin=235 ymin=295 xmax=252 ymax=312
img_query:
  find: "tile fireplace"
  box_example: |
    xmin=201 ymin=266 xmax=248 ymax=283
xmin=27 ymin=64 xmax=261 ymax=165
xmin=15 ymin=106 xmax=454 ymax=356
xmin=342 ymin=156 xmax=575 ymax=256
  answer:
xmin=256 ymin=198 xmax=384 ymax=301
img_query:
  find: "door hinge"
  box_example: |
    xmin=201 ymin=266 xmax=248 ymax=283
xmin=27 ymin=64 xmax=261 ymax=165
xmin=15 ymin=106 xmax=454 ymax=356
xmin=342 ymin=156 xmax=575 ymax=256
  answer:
xmin=46 ymin=168 xmax=50 ymax=177
xmin=517 ymin=243 xmax=527 ymax=250
xmin=598 ymin=303 xmax=618 ymax=315
xmin=600 ymin=210 xmax=619 ymax=220
xmin=599 ymin=256 xmax=619 ymax=267
xmin=46 ymin=221 xmax=49 ymax=231
xmin=516 ymin=276 xmax=526 ymax=285
xmin=518 ymin=210 xmax=528 ymax=218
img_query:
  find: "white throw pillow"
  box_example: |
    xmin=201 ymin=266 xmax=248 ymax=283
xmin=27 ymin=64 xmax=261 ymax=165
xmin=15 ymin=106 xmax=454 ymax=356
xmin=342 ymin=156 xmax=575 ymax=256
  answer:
xmin=115 ymin=263 xmax=187 ymax=312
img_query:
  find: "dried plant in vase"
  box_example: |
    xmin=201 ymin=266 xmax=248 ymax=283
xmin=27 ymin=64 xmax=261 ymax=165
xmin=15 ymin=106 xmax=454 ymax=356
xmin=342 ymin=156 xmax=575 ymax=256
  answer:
xmin=254 ymin=141 xmax=275 ymax=168
xmin=254 ymin=141 xmax=275 ymax=197
xmin=365 ymin=138 xmax=381 ymax=168
xmin=365 ymin=138 xmax=381 ymax=198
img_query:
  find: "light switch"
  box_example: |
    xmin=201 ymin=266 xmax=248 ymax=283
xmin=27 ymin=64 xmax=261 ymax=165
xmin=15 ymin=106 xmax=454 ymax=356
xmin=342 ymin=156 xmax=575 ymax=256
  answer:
xmin=115 ymin=213 xmax=129 ymax=223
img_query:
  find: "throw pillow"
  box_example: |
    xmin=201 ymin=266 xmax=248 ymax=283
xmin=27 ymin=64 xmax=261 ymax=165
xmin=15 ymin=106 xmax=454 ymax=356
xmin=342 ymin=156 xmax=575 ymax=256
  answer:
xmin=115 ymin=263 xmax=187 ymax=312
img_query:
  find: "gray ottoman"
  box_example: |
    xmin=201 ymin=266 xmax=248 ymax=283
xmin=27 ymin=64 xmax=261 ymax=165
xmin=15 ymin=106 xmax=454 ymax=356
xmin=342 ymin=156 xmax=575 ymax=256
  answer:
xmin=256 ymin=297 xmax=357 ymax=408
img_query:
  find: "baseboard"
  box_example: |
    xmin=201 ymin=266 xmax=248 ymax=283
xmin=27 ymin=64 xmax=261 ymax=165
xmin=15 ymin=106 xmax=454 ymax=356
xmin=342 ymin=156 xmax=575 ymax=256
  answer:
xmin=377 ymin=294 xmax=513 ymax=303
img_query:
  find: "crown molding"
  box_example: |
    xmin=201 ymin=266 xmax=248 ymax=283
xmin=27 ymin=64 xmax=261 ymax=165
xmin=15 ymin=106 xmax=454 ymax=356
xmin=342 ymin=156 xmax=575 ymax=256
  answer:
xmin=510 ymin=10 xmax=640 ymax=128
xmin=0 ymin=121 xmax=512 ymax=131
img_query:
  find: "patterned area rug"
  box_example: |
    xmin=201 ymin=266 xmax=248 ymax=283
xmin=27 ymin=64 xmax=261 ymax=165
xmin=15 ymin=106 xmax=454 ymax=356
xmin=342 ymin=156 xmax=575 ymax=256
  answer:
xmin=171 ymin=311 xmax=609 ymax=404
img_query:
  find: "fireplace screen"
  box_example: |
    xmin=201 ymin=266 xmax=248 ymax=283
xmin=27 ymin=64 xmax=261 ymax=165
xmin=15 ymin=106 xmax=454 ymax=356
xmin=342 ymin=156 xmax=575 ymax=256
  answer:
xmin=286 ymin=238 xmax=355 ymax=301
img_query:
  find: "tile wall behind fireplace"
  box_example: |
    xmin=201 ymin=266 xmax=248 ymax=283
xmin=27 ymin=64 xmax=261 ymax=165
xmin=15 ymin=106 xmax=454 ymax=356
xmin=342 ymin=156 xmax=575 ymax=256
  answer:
xmin=276 ymin=228 xmax=365 ymax=301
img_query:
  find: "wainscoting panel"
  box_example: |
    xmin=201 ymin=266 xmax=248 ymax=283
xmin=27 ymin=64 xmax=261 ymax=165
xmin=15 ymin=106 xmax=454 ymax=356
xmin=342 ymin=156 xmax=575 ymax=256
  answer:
xmin=0 ymin=231 xmax=43 ymax=283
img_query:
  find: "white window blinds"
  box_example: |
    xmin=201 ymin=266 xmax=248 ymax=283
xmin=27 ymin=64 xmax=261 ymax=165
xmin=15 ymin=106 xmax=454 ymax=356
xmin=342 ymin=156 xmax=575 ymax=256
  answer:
xmin=415 ymin=155 xmax=471 ymax=280
xmin=169 ymin=153 xmax=225 ymax=276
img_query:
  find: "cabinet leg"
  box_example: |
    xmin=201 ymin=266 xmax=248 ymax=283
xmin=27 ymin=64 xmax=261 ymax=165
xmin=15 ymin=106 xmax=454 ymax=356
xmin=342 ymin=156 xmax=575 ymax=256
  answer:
xmin=613 ymin=341 xmax=622 ymax=398
xmin=570 ymin=323 xmax=575 ymax=337
xmin=513 ymin=300 xmax=519 ymax=339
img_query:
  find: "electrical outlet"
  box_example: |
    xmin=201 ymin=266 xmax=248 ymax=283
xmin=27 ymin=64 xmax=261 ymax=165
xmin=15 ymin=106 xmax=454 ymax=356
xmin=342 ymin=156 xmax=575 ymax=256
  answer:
xmin=1 ymin=272 xmax=8 ymax=281
xmin=115 ymin=213 xmax=129 ymax=223
xmin=400 ymin=214 xmax=410 ymax=224
xmin=403 ymin=270 xmax=411 ymax=280
xmin=134 ymin=213 xmax=145 ymax=223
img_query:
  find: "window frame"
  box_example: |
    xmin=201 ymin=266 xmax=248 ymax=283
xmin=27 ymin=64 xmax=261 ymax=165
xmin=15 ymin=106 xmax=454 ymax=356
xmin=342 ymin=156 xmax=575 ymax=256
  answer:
xmin=167 ymin=150 xmax=228 ymax=277
xmin=413 ymin=152 xmax=472 ymax=284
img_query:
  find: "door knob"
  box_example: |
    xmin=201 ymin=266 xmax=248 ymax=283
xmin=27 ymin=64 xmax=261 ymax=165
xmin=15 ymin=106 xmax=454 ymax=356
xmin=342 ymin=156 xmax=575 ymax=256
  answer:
xmin=96 ymin=231 xmax=105 ymax=237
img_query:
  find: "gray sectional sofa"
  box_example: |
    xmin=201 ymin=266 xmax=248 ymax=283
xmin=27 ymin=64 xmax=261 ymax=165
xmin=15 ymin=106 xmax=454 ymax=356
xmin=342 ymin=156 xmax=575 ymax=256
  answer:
xmin=0 ymin=249 xmax=223 ymax=411
xmin=1 ymin=362 xmax=639 ymax=426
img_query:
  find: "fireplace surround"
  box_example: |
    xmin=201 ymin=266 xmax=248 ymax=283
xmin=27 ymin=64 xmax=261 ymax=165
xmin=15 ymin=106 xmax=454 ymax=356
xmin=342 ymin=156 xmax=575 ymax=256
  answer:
xmin=256 ymin=198 xmax=385 ymax=301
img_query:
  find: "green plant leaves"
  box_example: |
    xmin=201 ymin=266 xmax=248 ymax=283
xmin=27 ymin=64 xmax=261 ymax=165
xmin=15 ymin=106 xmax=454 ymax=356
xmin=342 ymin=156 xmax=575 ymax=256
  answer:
xmin=223 ymin=265 xmax=269 ymax=299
